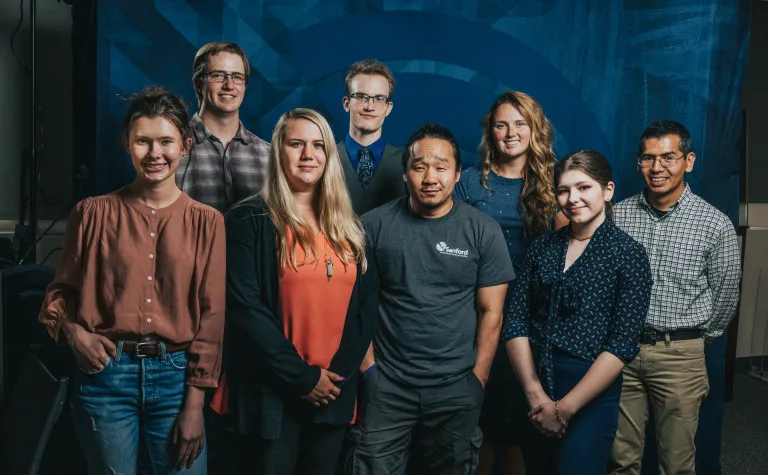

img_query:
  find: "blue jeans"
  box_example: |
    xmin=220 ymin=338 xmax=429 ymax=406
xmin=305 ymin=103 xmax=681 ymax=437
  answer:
xmin=70 ymin=341 xmax=207 ymax=475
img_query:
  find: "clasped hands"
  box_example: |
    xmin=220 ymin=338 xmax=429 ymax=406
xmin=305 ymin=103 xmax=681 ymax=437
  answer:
xmin=528 ymin=391 xmax=572 ymax=438
xmin=302 ymin=368 xmax=344 ymax=407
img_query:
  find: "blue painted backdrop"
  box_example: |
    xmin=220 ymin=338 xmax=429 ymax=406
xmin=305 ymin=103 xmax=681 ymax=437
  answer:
xmin=95 ymin=0 xmax=750 ymax=224
xmin=94 ymin=1 xmax=751 ymax=473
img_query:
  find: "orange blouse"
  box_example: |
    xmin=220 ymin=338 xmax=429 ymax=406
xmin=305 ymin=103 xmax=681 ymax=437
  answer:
xmin=279 ymin=231 xmax=357 ymax=368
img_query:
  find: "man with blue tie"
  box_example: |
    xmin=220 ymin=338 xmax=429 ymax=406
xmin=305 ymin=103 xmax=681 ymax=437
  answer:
xmin=339 ymin=60 xmax=407 ymax=215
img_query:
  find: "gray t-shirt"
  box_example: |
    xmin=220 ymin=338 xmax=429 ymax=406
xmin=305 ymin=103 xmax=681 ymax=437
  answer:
xmin=363 ymin=197 xmax=515 ymax=387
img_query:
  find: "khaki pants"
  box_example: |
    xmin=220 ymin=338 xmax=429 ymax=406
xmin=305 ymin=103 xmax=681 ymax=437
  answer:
xmin=609 ymin=338 xmax=709 ymax=475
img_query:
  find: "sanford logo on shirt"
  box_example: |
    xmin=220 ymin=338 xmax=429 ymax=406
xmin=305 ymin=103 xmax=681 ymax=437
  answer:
xmin=435 ymin=242 xmax=469 ymax=258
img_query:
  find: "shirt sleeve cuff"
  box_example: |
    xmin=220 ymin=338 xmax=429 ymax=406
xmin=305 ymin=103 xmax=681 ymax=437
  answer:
xmin=502 ymin=325 xmax=528 ymax=342
xmin=47 ymin=314 xmax=75 ymax=342
xmin=297 ymin=366 xmax=322 ymax=395
xmin=602 ymin=343 xmax=638 ymax=364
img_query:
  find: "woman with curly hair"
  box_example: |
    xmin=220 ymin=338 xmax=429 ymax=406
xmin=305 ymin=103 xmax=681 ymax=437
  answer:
xmin=454 ymin=90 xmax=564 ymax=474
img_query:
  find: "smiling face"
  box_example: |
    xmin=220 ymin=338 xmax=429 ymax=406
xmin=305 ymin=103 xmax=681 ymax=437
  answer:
xmin=280 ymin=118 xmax=327 ymax=193
xmin=200 ymin=52 xmax=246 ymax=115
xmin=342 ymin=74 xmax=393 ymax=136
xmin=492 ymin=103 xmax=531 ymax=160
xmin=639 ymin=134 xmax=695 ymax=203
xmin=556 ymin=169 xmax=614 ymax=228
xmin=404 ymin=137 xmax=460 ymax=217
xmin=127 ymin=116 xmax=189 ymax=185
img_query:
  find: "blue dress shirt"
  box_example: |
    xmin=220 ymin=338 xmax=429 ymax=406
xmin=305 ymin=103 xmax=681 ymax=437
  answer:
xmin=345 ymin=135 xmax=388 ymax=174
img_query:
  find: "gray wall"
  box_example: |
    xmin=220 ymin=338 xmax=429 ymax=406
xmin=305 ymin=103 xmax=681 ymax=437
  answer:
xmin=0 ymin=1 xmax=72 ymax=221
xmin=743 ymin=1 xmax=768 ymax=204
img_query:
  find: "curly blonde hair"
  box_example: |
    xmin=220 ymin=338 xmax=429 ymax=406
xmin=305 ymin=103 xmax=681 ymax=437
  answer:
xmin=478 ymin=91 xmax=557 ymax=237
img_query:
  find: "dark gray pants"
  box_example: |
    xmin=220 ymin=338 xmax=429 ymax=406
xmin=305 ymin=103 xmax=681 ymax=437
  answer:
xmin=340 ymin=367 xmax=484 ymax=475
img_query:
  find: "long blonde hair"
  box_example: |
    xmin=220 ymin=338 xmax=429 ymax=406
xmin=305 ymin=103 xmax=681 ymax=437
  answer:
xmin=261 ymin=108 xmax=367 ymax=272
xmin=478 ymin=91 xmax=557 ymax=238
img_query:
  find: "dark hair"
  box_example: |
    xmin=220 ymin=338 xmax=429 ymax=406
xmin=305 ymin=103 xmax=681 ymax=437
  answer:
xmin=192 ymin=42 xmax=250 ymax=107
xmin=554 ymin=150 xmax=614 ymax=220
xmin=345 ymin=60 xmax=396 ymax=99
xmin=122 ymin=87 xmax=191 ymax=144
xmin=403 ymin=122 xmax=461 ymax=172
xmin=479 ymin=90 xmax=557 ymax=238
xmin=638 ymin=120 xmax=692 ymax=156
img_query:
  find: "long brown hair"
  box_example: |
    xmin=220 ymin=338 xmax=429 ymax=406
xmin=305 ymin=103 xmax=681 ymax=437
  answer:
xmin=478 ymin=91 xmax=557 ymax=237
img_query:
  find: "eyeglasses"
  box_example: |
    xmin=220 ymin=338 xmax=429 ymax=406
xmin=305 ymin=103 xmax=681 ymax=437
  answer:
xmin=348 ymin=92 xmax=389 ymax=105
xmin=205 ymin=70 xmax=247 ymax=84
xmin=636 ymin=152 xmax=686 ymax=168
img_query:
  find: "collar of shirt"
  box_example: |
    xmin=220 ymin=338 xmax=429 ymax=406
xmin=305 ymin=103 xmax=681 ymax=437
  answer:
xmin=344 ymin=134 xmax=387 ymax=171
xmin=190 ymin=112 xmax=251 ymax=145
xmin=638 ymin=182 xmax=692 ymax=218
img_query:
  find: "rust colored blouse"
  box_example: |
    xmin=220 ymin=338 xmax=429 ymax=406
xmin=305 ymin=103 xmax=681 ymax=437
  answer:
xmin=39 ymin=188 xmax=226 ymax=387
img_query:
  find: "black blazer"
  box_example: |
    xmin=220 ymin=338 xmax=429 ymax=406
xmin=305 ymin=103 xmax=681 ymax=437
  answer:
xmin=225 ymin=196 xmax=379 ymax=438
xmin=339 ymin=141 xmax=407 ymax=215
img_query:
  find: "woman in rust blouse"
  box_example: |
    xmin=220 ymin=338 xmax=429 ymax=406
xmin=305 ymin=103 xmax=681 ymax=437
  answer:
xmin=39 ymin=87 xmax=225 ymax=475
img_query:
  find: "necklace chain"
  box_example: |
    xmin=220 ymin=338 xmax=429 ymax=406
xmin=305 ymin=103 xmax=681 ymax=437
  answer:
xmin=570 ymin=234 xmax=593 ymax=241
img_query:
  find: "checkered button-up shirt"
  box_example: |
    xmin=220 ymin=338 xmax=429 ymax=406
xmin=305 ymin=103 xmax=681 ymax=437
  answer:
xmin=176 ymin=113 xmax=268 ymax=213
xmin=614 ymin=184 xmax=741 ymax=341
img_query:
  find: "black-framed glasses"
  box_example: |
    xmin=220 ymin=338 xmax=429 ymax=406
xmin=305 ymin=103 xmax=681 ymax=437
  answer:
xmin=636 ymin=152 xmax=686 ymax=168
xmin=205 ymin=70 xmax=247 ymax=84
xmin=348 ymin=92 xmax=389 ymax=105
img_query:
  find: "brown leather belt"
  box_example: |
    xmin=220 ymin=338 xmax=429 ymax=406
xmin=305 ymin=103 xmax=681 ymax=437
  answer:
xmin=120 ymin=340 xmax=189 ymax=357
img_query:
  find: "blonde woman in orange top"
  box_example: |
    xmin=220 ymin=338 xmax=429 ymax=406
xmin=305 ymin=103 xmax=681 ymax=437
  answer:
xmin=222 ymin=108 xmax=379 ymax=475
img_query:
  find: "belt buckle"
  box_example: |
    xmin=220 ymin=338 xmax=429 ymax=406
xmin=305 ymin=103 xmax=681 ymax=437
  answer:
xmin=134 ymin=341 xmax=156 ymax=358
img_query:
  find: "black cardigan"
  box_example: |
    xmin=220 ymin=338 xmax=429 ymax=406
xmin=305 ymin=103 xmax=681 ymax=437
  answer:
xmin=224 ymin=196 xmax=379 ymax=439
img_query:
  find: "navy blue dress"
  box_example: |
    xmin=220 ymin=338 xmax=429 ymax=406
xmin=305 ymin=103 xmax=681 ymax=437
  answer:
xmin=502 ymin=218 xmax=652 ymax=474
xmin=453 ymin=167 xmax=531 ymax=445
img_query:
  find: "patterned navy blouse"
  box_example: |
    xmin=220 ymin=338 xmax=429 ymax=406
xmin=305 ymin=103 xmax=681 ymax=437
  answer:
xmin=502 ymin=218 xmax=652 ymax=397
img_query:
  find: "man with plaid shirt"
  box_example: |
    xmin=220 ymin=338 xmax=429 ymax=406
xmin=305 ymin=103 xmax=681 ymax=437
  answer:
xmin=176 ymin=42 xmax=268 ymax=212
xmin=609 ymin=121 xmax=741 ymax=475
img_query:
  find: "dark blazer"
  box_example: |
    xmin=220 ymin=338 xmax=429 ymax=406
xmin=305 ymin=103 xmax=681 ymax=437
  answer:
xmin=225 ymin=196 xmax=379 ymax=439
xmin=339 ymin=141 xmax=407 ymax=215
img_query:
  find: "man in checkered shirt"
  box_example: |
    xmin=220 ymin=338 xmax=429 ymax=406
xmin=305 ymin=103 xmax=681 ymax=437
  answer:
xmin=176 ymin=42 xmax=268 ymax=212
xmin=608 ymin=121 xmax=741 ymax=475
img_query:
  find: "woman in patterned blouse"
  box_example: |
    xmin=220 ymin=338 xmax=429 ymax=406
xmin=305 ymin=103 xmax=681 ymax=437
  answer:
xmin=502 ymin=150 xmax=652 ymax=474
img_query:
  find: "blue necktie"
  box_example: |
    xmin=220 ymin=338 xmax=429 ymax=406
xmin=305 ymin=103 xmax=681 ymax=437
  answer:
xmin=357 ymin=146 xmax=374 ymax=189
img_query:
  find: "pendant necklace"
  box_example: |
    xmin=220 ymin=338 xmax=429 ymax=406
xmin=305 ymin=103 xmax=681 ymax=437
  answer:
xmin=321 ymin=232 xmax=333 ymax=281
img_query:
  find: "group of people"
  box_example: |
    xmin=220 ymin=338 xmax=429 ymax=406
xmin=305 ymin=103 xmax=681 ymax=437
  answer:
xmin=39 ymin=41 xmax=741 ymax=475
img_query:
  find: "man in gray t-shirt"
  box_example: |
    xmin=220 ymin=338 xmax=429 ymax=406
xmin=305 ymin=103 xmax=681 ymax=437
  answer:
xmin=344 ymin=123 xmax=514 ymax=475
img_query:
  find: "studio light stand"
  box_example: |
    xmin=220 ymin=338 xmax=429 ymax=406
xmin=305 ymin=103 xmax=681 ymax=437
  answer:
xmin=12 ymin=0 xmax=38 ymax=265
